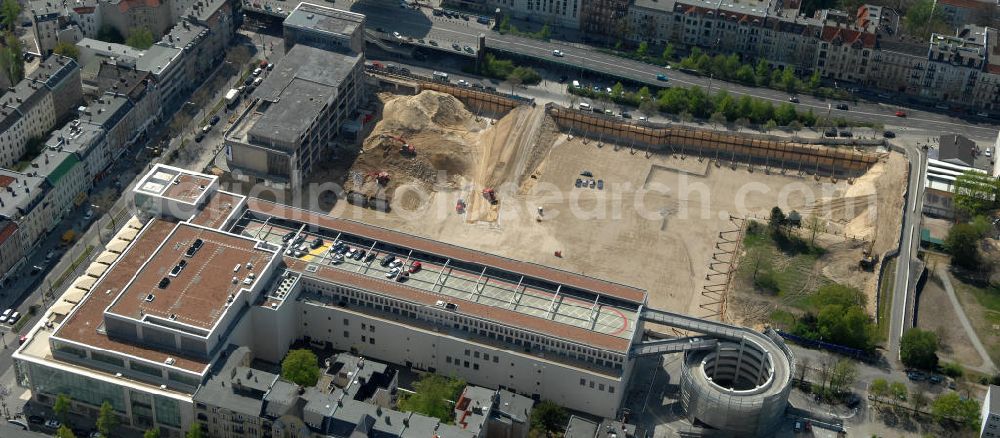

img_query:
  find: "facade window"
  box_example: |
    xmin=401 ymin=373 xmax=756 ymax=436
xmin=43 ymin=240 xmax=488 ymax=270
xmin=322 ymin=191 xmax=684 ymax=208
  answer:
xmin=580 ymin=379 xmax=585 ymax=386
xmin=446 ymin=356 xmax=452 ymax=363
xmin=474 ymin=352 xmax=480 ymax=359
xmin=361 ymin=336 xmax=366 ymax=343
xmin=343 ymin=318 xmax=349 ymax=325
xmin=599 ymin=384 xmax=605 ymax=391
xmin=464 ymin=361 xmax=470 ymax=368
xmin=493 ymin=356 xmax=499 ymax=363
xmin=609 ymin=386 xmax=615 ymax=393
xmin=369 ymin=337 xmax=375 ymax=345
xmin=473 ymin=363 xmax=479 ymax=370
xmin=344 ymin=331 xmax=349 ymax=338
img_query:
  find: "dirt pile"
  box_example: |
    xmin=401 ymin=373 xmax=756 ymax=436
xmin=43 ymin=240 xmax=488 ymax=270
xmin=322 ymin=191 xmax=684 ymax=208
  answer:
xmin=351 ymin=91 xmax=556 ymax=222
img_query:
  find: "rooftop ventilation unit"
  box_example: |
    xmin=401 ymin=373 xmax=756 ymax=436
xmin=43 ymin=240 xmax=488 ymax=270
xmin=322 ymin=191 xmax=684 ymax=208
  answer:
xmin=165 ymin=357 xmax=175 ymax=365
xmin=144 ymin=293 xmax=155 ymax=302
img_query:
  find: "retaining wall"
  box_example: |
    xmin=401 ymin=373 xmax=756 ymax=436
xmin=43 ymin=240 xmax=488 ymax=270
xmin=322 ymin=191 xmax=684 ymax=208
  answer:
xmin=547 ymin=104 xmax=883 ymax=178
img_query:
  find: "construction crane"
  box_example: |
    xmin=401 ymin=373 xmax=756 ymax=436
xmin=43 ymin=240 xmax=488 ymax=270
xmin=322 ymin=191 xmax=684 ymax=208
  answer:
xmin=381 ymin=134 xmax=415 ymax=156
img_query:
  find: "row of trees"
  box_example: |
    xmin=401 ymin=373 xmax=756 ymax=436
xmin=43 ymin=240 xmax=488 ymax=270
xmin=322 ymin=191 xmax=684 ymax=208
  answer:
xmin=677 ymin=49 xmax=824 ymax=96
xmin=497 ymin=16 xmax=552 ymax=41
xmin=870 ymin=378 xmax=981 ymax=429
xmin=570 ymin=83 xmax=835 ymax=129
xmin=0 ymin=0 xmax=24 ymax=84
xmin=480 ymin=53 xmax=542 ymax=86
xmin=790 ymin=283 xmax=876 ymax=351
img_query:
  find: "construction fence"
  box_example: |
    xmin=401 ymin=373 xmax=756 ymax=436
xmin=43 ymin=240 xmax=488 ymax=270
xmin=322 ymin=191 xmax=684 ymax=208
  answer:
xmin=546 ymin=104 xmax=882 ymax=178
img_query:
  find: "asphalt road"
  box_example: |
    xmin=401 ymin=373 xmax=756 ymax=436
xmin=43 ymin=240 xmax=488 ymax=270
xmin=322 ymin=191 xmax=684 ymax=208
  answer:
xmin=331 ymin=0 xmax=1000 ymax=142
xmin=887 ymin=144 xmax=926 ymax=362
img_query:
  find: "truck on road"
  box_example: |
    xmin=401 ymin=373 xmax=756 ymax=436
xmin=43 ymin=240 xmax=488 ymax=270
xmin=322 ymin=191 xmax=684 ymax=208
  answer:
xmin=225 ymin=88 xmax=240 ymax=108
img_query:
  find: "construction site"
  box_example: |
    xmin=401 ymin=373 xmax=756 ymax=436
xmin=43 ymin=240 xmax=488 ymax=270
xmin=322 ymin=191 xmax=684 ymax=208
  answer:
xmin=305 ymin=84 xmax=906 ymax=323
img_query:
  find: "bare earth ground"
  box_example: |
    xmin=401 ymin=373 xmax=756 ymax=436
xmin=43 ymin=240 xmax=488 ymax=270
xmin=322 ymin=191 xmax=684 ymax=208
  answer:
xmin=300 ymin=93 xmax=907 ymax=320
xmin=917 ymin=273 xmax=985 ymax=369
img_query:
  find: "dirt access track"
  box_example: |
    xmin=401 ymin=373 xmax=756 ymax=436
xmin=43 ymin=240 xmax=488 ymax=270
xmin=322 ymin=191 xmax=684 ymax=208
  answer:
xmin=324 ymin=92 xmax=906 ymax=318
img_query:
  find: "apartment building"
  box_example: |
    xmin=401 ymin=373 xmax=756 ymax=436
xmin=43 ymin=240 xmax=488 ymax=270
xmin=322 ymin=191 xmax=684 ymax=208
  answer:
xmin=28 ymin=0 xmax=206 ymax=54
xmin=45 ymin=120 xmax=110 ymax=186
xmin=12 ymin=162 xmax=650 ymax=437
xmin=983 ymin=385 xmax=1000 ymax=438
xmin=0 ymin=56 xmax=82 ymax=169
xmin=0 ymin=220 xmax=22 ymax=285
xmin=938 ymin=0 xmax=997 ymax=29
xmin=445 ymin=0 xmax=582 ymax=29
xmin=580 ymin=0 xmax=629 ymax=36
xmin=75 ymin=0 xmax=238 ymax=113
xmin=283 ymin=3 xmax=366 ymax=54
xmin=226 ymin=44 xmax=364 ymax=189
xmin=0 ymin=150 xmax=87 ymax=262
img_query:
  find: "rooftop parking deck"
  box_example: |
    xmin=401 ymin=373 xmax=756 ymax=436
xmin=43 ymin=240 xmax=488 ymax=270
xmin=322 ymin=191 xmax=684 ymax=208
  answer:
xmin=235 ymin=211 xmax=638 ymax=353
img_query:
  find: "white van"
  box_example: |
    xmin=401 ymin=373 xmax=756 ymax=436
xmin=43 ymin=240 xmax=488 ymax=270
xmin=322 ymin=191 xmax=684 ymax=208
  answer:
xmin=578 ymin=102 xmax=591 ymax=111
xmin=433 ymin=71 xmax=449 ymax=82
xmin=572 ymin=80 xmax=580 ymax=88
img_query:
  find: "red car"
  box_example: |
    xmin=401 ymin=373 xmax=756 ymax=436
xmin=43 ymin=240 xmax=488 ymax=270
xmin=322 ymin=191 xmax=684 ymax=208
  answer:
xmin=895 ymin=110 xmax=906 ymax=117
xmin=409 ymin=261 xmax=422 ymax=274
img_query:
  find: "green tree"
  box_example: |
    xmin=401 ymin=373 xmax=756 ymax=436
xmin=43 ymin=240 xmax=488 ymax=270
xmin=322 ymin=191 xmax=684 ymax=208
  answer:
xmin=635 ymin=41 xmax=648 ymax=58
xmin=817 ymin=305 xmax=873 ymax=350
xmin=508 ymin=66 xmax=541 ymax=85
xmin=637 ymin=86 xmax=651 ymax=102
xmin=54 ymin=41 xmax=80 ymax=60
xmin=734 ymin=64 xmax=755 ymax=84
xmin=126 ymin=28 xmax=154 ymax=50
xmin=97 ymin=401 xmax=117 ymax=437
xmin=905 ymin=0 xmax=948 ymax=39
xmin=754 ymin=59 xmax=770 ymax=86
xmin=611 ymin=82 xmax=624 ymax=97
xmin=0 ymin=31 xmax=24 ymax=83
xmin=144 ymin=428 xmax=162 ymax=438
xmin=185 ymin=423 xmax=205 ymax=438
xmin=763 ymin=119 xmax=778 ymax=132
xmin=954 ymin=170 xmax=999 ymax=216
xmin=1 ymin=0 xmax=20 ymax=30
xmin=869 ymin=378 xmax=889 ymax=403
xmin=536 ymin=23 xmax=551 ymax=40
xmin=828 ymin=359 xmax=857 ymax=395
xmin=807 ymin=71 xmax=822 ymax=90
xmin=900 ymin=328 xmax=939 ymax=370
xmin=932 ymin=392 xmax=981 ymax=428
xmin=769 ymin=206 xmax=786 ymax=232
xmin=498 ymin=15 xmax=511 ymax=33
xmin=912 ymin=390 xmax=929 ymax=412
xmin=56 ymin=425 xmax=76 ymax=438
xmin=398 ymin=374 xmax=465 ymax=423
xmin=660 ymin=43 xmax=674 ymax=63
xmin=945 ymin=223 xmax=984 ymax=269
xmin=0 ymin=0 xmax=21 ymax=31
xmin=775 ymin=102 xmax=797 ymax=126
xmin=890 ymin=381 xmax=908 ymax=402
xmin=281 ymin=349 xmax=320 ymax=386
xmin=54 ymin=393 xmax=71 ymax=423
xmin=780 ymin=68 xmax=797 ymax=93
xmin=531 ymin=400 xmax=569 ymax=435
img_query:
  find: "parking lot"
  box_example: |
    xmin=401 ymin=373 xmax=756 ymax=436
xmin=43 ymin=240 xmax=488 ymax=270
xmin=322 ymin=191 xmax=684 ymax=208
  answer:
xmin=235 ymin=216 xmax=637 ymax=340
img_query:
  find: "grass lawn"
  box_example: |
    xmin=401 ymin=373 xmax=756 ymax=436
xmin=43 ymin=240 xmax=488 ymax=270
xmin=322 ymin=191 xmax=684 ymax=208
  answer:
xmin=950 ymin=274 xmax=1000 ymax=366
xmin=875 ymin=258 xmax=896 ymax=343
xmin=736 ymin=223 xmax=831 ymax=310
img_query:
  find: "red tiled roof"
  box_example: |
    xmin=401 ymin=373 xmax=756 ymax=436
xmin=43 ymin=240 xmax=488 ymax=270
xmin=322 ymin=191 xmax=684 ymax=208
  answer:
xmin=0 ymin=221 xmax=16 ymax=245
xmin=821 ymin=25 xmax=877 ymax=48
xmin=0 ymin=175 xmax=14 ymax=188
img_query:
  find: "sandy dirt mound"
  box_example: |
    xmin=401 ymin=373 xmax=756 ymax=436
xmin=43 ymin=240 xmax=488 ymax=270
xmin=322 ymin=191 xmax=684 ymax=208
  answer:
xmin=350 ymin=91 xmax=554 ymax=223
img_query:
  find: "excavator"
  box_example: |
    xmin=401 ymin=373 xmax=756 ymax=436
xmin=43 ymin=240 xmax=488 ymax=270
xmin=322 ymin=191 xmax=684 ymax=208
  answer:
xmin=482 ymin=188 xmax=497 ymax=204
xmin=381 ymin=134 xmax=415 ymax=156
